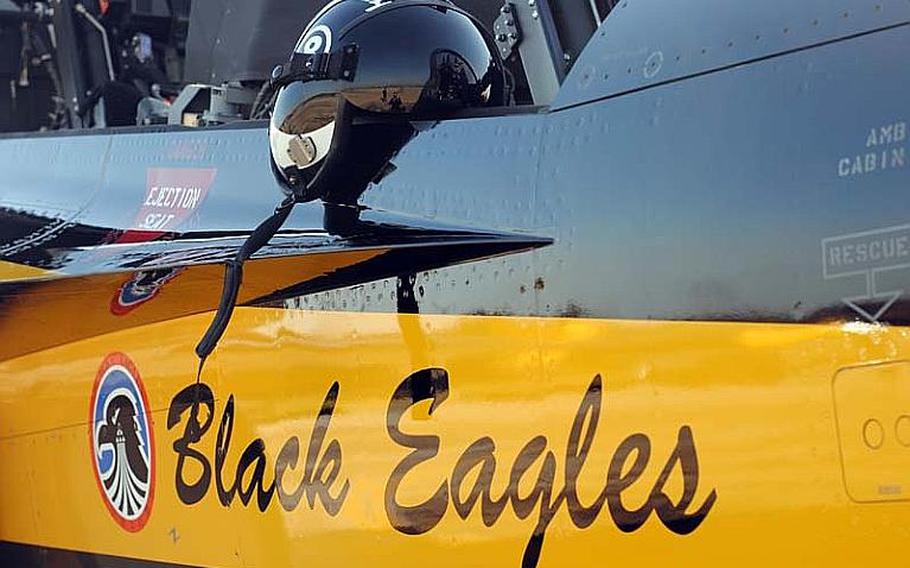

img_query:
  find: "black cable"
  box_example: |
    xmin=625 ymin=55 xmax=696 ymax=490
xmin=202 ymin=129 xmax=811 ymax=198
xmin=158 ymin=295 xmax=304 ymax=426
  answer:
xmin=43 ymin=61 xmax=69 ymax=129
xmin=194 ymin=196 xmax=295 ymax=379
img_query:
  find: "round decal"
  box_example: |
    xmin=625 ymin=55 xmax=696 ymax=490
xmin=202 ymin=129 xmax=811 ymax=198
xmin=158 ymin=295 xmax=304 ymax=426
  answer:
xmin=110 ymin=268 xmax=183 ymax=316
xmin=298 ymin=24 xmax=333 ymax=55
xmin=89 ymin=353 xmax=155 ymax=532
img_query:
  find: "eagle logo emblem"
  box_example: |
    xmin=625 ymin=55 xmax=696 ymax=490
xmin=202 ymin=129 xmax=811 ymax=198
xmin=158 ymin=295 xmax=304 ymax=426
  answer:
xmin=110 ymin=268 xmax=184 ymax=316
xmin=89 ymin=353 xmax=155 ymax=531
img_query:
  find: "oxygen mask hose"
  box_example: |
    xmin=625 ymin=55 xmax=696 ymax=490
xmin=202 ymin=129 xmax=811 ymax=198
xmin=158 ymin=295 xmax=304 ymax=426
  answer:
xmin=194 ymin=196 xmax=296 ymax=381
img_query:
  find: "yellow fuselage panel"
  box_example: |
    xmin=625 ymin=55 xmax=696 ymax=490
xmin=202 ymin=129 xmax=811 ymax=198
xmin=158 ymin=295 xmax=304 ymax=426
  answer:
xmin=0 ymin=261 xmax=55 ymax=282
xmin=0 ymin=310 xmax=908 ymax=566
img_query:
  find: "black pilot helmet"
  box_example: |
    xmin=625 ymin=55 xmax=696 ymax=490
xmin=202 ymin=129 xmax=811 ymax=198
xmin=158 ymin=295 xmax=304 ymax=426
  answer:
xmin=268 ymin=0 xmax=508 ymax=203
xmin=196 ymin=0 xmax=508 ymax=371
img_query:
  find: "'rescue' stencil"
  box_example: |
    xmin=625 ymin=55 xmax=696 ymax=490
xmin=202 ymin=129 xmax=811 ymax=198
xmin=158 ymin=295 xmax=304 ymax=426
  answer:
xmin=822 ymin=224 xmax=910 ymax=322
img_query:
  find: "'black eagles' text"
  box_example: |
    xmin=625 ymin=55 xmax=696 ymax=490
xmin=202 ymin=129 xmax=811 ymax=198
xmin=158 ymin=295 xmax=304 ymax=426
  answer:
xmin=167 ymin=369 xmax=717 ymax=568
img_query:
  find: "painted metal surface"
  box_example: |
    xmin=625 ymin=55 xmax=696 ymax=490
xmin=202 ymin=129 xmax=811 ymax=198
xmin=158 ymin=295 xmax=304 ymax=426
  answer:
xmin=0 ymin=127 xmax=546 ymax=275
xmin=0 ymin=311 xmax=909 ymax=566
xmin=363 ymin=20 xmax=910 ymax=324
xmin=2 ymin=19 xmax=908 ymax=324
xmin=0 ymin=0 xmax=908 ymax=565
xmin=554 ymin=0 xmax=910 ymax=110
xmin=0 ymin=126 xmax=550 ymax=357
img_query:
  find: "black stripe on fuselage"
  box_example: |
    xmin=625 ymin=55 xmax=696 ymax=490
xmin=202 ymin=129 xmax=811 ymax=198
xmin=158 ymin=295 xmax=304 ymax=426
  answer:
xmin=0 ymin=541 xmax=201 ymax=568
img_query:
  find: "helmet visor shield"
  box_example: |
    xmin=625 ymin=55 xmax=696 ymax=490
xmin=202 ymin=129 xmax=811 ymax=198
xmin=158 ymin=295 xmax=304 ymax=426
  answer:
xmin=270 ymin=83 xmax=340 ymax=173
xmin=271 ymin=82 xmax=339 ymax=136
xmin=270 ymin=119 xmax=336 ymax=172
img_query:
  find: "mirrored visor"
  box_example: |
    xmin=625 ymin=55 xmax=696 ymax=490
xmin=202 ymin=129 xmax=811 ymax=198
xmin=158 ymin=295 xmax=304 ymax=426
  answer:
xmin=271 ymin=81 xmax=339 ymax=136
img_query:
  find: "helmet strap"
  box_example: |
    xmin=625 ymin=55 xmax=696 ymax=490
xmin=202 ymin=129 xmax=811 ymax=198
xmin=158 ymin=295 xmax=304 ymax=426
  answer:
xmin=271 ymin=45 xmax=360 ymax=90
xmin=194 ymin=196 xmax=295 ymax=380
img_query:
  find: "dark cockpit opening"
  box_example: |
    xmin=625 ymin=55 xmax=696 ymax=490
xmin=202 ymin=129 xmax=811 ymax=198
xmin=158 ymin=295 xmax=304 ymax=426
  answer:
xmin=0 ymin=0 xmax=619 ymax=134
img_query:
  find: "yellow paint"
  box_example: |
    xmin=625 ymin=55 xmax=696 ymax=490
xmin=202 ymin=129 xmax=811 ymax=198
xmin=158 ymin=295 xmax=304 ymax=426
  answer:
xmin=0 ymin=310 xmax=908 ymax=566
xmin=0 ymin=249 xmax=384 ymax=361
xmin=833 ymin=361 xmax=910 ymax=503
xmin=0 ymin=261 xmax=55 ymax=282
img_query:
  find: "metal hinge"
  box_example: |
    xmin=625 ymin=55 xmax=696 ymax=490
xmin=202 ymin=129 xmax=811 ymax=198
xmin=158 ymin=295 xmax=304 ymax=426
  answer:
xmin=493 ymin=2 xmax=522 ymax=60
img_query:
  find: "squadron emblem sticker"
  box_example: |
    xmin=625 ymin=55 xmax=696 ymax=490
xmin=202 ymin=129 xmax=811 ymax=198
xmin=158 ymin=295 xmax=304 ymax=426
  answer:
xmin=110 ymin=268 xmax=184 ymax=316
xmin=89 ymin=353 xmax=156 ymax=532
